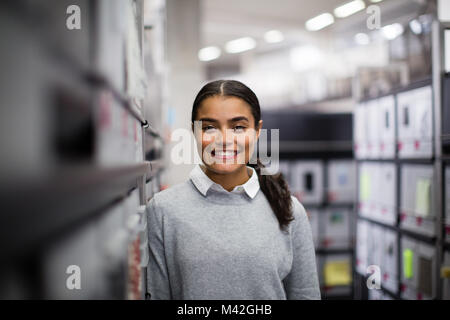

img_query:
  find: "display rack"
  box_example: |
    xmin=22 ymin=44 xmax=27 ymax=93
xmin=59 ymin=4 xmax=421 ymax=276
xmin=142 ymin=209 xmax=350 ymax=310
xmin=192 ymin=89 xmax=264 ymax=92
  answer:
xmin=264 ymin=111 xmax=355 ymax=299
xmin=0 ymin=0 xmax=166 ymax=299
xmin=354 ymin=19 xmax=450 ymax=300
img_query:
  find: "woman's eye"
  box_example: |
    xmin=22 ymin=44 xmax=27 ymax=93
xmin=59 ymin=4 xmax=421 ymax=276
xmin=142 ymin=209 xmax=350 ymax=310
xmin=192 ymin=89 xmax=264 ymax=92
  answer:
xmin=203 ymin=126 xmax=216 ymax=132
xmin=233 ymin=126 xmax=246 ymax=132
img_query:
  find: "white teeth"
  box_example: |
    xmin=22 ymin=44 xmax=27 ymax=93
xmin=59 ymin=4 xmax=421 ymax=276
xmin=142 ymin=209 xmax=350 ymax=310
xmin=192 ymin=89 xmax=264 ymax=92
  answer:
xmin=214 ymin=151 xmax=235 ymax=157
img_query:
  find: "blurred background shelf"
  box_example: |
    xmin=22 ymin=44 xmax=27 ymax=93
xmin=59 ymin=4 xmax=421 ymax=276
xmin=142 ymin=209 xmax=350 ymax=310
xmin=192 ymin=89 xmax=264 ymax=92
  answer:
xmin=0 ymin=162 xmax=150 ymax=259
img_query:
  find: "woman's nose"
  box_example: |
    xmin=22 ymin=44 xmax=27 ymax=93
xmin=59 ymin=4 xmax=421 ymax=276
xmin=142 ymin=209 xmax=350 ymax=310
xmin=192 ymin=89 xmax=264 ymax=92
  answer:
xmin=214 ymin=128 xmax=235 ymax=146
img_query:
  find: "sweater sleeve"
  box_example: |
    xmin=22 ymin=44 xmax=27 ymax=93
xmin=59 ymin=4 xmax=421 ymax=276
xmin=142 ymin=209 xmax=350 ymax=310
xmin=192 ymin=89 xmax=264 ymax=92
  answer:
xmin=283 ymin=196 xmax=321 ymax=300
xmin=146 ymin=196 xmax=172 ymax=299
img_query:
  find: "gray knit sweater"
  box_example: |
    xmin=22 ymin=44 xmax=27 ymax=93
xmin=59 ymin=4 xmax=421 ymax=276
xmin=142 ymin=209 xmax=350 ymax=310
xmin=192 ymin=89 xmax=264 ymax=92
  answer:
xmin=146 ymin=166 xmax=321 ymax=300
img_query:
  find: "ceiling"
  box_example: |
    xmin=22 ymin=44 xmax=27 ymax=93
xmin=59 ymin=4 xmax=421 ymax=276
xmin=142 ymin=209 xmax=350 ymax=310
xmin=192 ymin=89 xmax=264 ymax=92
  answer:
xmin=199 ymin=0 xmax=423 ymax=67
xmin=200 ymin=0 xmax=345 ymax=67
xmin=201 ymin=0 xmax=346 ymax=44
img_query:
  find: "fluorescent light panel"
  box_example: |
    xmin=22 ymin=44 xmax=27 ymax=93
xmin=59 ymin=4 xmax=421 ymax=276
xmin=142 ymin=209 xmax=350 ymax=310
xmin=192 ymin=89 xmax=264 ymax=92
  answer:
xmin=198 ymin=46 xmax=221 ymax=61
xmin=305 ymin=13 xmax=335 ymax=31
xmin=264 ymin=30 xmax=284 ymax=43
xmin=225 ymin=37 xmax=256 ymax=53
xmin=334 ymin=0 xmax=366 ymax=18
xmin=381 ymin=23 xmax=404 ymax=40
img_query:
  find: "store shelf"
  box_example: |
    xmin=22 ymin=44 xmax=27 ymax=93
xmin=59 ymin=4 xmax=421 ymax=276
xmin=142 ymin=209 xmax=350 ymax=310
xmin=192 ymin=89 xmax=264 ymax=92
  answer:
xmin=358 ymin=77 xmax=432 ymax=103
xmin=320 ymin=285 xmax=353 ymax=299
xmin=305 ymin=202 xmax=354 ymax=209
xmin=353 ymin=20 xmax=448 ymax=300
xmin=357 ymin=215 xmax=437 ymax=245
xmin=0 ymin=0 xmax=168 ymax=300
xmin=316 ymin=248 xmax=354 ymax=255
xmin=399 ymin=227 xmax=438 ymax=244
xmin=0 ymin=162 xmax=150 ymax=260
xmin=279 ymin=141 xmax=353 ymax=153
xmin=326 ymin=202 xmax=355 ymax=208
xmin=146 ymin=159 xmax=164 ymax=182
xmin=85 ymin=72 xmax=161 ymax=140
xmin=357 ymin=215 xmax=398 ymax=232
xmin=2 ymin=1 xmax=161 ymax=141
xmin=356 ymin=158 xmax=436 ymax=164
xmin=376 ymin=287 xmax=399 ymax=300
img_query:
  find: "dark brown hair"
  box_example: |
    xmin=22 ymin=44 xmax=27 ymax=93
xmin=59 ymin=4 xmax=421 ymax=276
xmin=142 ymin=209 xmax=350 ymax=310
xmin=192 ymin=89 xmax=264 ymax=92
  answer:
xmin=191 ymin=79 xmax=294 ymax=231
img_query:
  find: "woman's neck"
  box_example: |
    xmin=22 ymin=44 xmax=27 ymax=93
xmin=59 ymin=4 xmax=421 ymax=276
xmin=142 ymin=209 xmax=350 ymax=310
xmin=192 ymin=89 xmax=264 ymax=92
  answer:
xmin=201 ymin=165 xmax=251 ymax=192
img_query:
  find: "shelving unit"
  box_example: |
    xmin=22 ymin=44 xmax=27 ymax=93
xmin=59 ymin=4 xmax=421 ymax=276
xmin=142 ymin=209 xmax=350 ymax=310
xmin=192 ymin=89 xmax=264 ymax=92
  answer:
xmin=0 ymin=0 xmax=166 ymax=299
xmin=280 ymin=158 xmax=356 ymax=299
xmin=354 ymin=18 xmax=450 ymax=300
xmin=264 ymin=111 xmax=355 ymax=299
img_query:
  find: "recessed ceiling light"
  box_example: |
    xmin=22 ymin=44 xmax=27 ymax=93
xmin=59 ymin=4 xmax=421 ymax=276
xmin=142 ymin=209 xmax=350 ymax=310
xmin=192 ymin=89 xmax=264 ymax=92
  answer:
xmin=198 ymin=46 xmax=221 ymax=62
xmin=354 ymin=33 xmax=370 ymax=45
xmin=409 ymin=19 xmax=422 ymax=35
xmin=381 ymin=23 xmax=404 ymax=40
xmin=334 ymin=0 xmax=366 ymax=18
xmin=305 ymin=13 xmax=335 ymax=31
xmin=225 ymin=37 xmax=256 ymax=54
xmin=264 ymin=30 xmax=284 ymax=43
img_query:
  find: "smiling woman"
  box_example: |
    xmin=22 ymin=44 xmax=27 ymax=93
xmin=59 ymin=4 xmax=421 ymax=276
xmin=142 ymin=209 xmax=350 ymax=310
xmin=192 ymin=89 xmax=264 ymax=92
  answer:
xmin=146 ymin=79 xmax=321 ymax=300
xmin=192 ymin=95 xmax=260 ymax=190
xmin=191 ymin=80 xmax=294 ymax=229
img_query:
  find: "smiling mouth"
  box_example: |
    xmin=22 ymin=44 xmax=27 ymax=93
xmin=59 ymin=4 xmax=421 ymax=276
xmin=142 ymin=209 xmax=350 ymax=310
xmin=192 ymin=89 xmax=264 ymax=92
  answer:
xmin=211 ymin=149 xmax=239 ymax=159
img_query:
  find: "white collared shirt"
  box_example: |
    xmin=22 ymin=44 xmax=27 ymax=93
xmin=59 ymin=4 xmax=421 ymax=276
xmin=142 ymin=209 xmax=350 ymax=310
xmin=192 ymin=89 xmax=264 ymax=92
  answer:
xmin=189 ymin=164 xmax=260 ymax=199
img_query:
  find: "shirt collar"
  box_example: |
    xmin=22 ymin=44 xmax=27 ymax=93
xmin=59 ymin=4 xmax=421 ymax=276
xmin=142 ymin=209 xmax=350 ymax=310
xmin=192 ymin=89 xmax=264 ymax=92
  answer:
xmin=189 ymin=164 xmax=260 ymax=199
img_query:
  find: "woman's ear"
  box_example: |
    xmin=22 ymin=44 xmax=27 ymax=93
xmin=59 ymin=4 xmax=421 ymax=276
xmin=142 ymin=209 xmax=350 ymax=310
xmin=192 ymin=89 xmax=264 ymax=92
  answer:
xmin=256 ymin=120 xmax=263 ymax=139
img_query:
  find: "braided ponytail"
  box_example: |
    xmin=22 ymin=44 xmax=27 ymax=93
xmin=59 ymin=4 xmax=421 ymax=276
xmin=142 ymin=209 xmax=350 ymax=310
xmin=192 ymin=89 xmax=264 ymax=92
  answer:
xmin=192 ymin=80 xmax=295 ymax=231
xmin=248 ymin=159 xmax=294 ymax=231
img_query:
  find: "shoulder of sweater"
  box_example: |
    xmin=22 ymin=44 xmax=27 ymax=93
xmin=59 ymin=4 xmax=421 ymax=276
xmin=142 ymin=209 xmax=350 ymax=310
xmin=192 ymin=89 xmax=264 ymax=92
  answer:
xmin=152 ymin=180 xmax=194 ymax=205
xmin=148 ymin=182 xmax=194 ymax=222
xmin=289 ymin=195 xmax=308 ymax=224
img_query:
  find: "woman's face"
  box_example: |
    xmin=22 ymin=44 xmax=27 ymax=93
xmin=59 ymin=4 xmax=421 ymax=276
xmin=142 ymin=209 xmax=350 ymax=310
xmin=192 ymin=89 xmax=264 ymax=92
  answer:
xmin=193 ymin=95 xmax=262 ymax=175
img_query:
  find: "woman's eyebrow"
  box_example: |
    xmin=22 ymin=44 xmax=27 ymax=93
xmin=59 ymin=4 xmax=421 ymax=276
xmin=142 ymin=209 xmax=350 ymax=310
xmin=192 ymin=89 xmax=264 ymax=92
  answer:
xmin=198 ymin=117 xmax=218 ymax=123
xmin=197 ymin=116 xmax=249 ymax=123
xmin=228 ymin=116 xmax=249 ymax=123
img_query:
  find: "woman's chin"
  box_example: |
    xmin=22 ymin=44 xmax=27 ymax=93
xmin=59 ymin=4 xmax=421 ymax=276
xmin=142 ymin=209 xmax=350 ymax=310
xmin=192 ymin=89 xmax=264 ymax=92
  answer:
xmin=207 ymin=163 xmax=244 ymax=174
